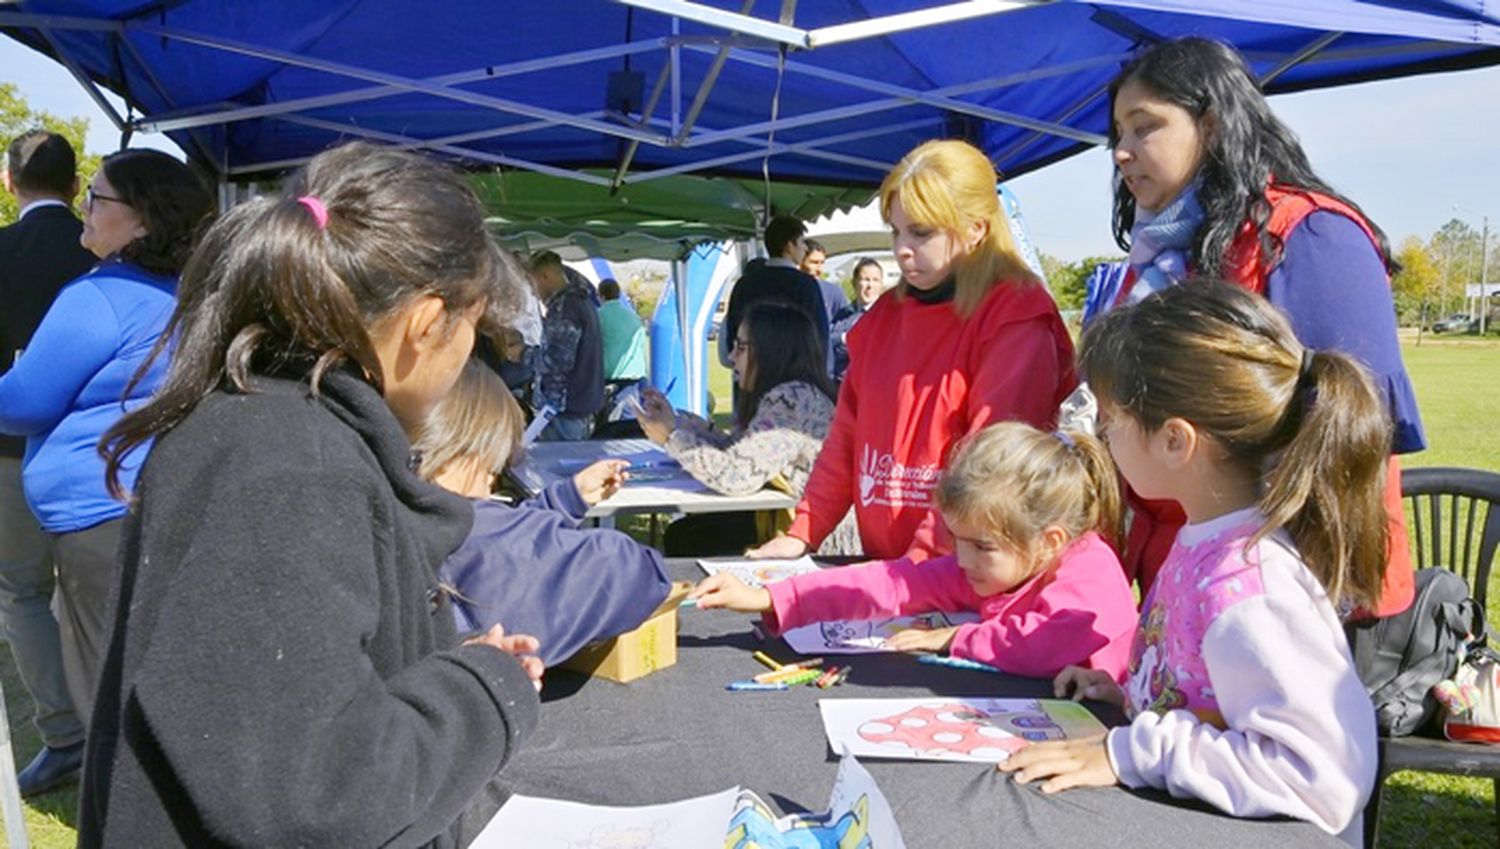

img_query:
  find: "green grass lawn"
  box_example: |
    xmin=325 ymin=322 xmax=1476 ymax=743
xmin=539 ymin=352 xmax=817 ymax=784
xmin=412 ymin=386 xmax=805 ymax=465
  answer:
xmin=1 ymin=338 xmax=1495 ymax=845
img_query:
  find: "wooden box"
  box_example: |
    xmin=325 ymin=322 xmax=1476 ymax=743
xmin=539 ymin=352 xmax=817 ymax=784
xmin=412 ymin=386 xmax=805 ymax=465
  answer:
xmin=560 ymin=582 xmax=693 ymax=683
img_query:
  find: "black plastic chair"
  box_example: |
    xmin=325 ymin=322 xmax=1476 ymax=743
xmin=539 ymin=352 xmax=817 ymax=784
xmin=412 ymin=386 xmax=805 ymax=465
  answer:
xmin=1365 ymin=466 xmax=1500 ymax=848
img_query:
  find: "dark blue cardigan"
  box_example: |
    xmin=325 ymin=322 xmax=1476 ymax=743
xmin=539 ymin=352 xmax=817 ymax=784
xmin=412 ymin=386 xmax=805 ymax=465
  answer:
xmin=440 ymin=480 xmax=672 ymax=665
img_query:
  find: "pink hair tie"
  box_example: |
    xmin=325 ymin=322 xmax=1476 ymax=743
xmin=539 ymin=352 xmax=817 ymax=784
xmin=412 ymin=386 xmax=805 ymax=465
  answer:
xmin=297 ymin=195 xmax=329 ymax=230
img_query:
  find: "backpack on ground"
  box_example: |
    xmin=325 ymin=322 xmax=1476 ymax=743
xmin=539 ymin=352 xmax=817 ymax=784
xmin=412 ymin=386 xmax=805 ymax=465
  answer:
xmin=1348 ymin=567 xmax=1488 ymax=736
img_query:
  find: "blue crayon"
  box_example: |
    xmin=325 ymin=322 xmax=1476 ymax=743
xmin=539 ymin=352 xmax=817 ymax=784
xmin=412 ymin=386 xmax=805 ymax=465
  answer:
xmin=726 ymin=681 xmax=789 ymax=691
xmin=663 ymin=377 xmax=678 ymax=396
xmin=679 ymin=596 xmax=698 ymax=608
xmin=917 ymin=653 xmax=1001 ymax=674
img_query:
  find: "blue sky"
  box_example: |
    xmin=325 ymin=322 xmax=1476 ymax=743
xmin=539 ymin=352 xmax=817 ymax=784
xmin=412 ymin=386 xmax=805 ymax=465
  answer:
xmin=3 ymin=36 xmax=1496 ymax=260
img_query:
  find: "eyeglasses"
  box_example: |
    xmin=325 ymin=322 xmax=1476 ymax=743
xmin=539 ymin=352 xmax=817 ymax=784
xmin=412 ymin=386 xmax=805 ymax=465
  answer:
xmin=84 ymin=186 xmax=127 ymax=211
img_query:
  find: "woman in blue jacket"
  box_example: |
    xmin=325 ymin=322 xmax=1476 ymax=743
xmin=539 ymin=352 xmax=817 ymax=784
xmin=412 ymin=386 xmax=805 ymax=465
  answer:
xmin=0 ymin=149 xmax=211 ymax=721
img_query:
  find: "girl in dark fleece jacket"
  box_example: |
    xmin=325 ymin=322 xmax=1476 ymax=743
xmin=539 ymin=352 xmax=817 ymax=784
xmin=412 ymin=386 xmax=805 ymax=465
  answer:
xmin=86 ymin=143 xmax=541 ymax=848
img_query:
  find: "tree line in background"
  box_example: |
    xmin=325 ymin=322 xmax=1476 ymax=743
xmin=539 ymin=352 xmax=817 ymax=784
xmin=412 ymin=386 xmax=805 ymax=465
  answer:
xmin=0 ymin=83 xmax=100 ymax=225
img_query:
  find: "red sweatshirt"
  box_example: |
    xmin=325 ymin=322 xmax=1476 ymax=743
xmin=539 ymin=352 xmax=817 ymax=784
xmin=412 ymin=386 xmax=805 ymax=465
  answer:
xmin=787 ymin=280 xmax=1077 ymax=561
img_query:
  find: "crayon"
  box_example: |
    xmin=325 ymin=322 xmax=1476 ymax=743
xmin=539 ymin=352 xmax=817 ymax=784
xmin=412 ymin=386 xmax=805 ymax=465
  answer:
xmin=726 ymin=681 xmax=789 ymax=691
xmin=663 ymin=377 xmax=678 ymax=396
xmin=752 ymin=651 xmax=784 ymax=671
xmin=678 ymin=596 xmax=698 ymax=608
xmin=784 ymin=657 xmax=825 ymax=671
xmin=776 ymin=669 xmax=822 ymax=687
xmin=831 ymin=667 xmax=851 ymax=686
xmin=916 ymin=653 xmax=1001 ymax=674
xmin=814 ymin=666 xmax=842 ymax=688
xmin=755 ymin=666 xmax=814 ymax=684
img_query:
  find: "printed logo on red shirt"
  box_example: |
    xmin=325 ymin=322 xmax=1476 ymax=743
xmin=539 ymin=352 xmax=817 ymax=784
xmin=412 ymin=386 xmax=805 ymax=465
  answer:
xmin=859 ymin=444 xmax=940 ymax=509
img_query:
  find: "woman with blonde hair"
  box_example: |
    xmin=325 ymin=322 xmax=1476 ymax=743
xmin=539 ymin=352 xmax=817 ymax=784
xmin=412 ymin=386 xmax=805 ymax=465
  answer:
xmin=751 ymin=139 xmax=1076 ymax=562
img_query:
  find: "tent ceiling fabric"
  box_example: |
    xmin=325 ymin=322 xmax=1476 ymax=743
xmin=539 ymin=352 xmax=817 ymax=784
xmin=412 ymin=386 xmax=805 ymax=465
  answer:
xmin=2 ymin=1 xmax=1496 ymax=200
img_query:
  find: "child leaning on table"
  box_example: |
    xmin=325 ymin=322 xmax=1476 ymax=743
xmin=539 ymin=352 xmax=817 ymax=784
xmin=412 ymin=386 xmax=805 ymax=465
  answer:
xmin=1001 ymin=282 xmax=1380 ymax=847
xmin=690 ymin=421 xmax=1139 ymax=680
xmin=413 ymin=359 xmax=671 ymax=666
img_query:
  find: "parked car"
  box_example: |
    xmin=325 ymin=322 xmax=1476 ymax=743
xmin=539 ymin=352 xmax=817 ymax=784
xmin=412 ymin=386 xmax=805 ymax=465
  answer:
xmin=1432 ymin=313 xmax=1474 ymax=333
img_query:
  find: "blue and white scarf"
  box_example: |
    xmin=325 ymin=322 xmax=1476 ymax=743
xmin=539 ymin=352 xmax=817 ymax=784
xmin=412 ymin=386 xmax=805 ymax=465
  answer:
xmin=1124 ymin=181 xmax=1205 ymax=306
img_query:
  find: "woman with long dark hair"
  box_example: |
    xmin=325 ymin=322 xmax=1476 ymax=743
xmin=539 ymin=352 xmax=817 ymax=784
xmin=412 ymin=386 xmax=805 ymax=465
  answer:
xmin=1094 ymin=37 xmax=1423 ymax=618
xmin=637 ymin=301 xmax=858 ymax=555
xmin=0 ymin=148 xmax=212 ymax=725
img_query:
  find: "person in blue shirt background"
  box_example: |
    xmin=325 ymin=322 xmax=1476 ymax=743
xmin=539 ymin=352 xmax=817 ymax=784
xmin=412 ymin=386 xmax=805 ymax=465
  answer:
xmin=0 ymin=148 xmax=212 ymax=726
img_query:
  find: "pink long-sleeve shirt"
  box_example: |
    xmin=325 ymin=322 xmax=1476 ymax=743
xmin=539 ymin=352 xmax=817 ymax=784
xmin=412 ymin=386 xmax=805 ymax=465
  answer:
xmin=762 ymin=532 xmax=1137 ymax=680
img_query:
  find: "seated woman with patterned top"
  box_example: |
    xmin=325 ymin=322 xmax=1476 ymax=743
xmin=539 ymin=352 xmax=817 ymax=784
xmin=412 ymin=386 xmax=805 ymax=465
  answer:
xmin=636 ymin=301 xmax=859 ymax=556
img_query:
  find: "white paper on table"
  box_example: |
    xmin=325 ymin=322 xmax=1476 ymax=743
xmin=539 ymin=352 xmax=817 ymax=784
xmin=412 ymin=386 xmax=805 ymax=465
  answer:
xmin=724 ymin=751 xmax=907 ymax=848
xmin=782 ymin=611 xmax=982 ymax=655
xmin=470 ymin=786 xmax=739 ymax=849
xmin=521 ymin=404 xmax=556 ymax=448
xmin=818 ymin=697 xmax=1107 ymax=764
xmin=551 ymin=447 xmax=677 ymax=474
xmin=698 ymin=556 xmax=819 ymax=587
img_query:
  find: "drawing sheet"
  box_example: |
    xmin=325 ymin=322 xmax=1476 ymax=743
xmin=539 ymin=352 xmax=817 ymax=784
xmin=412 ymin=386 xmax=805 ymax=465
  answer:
xmin=782 ymin=611 xmax=982 ymax=655
xmin=697 ymin=556 xmax=819 ymax=587
xmin=819 ymin=697 xmax=1108 ymax=764
xmin=726 ymin=751 xmax=907 ymax=849
xmin=470 ymin=786 xmax=739 ymax=849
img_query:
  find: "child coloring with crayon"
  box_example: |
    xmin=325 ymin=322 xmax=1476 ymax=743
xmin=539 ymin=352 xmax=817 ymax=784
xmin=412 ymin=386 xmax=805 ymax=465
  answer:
xmin=414 ymin=360 xmax=672 ymax=666
xmin=1002 ymin=282 xmax=1381 ymax=846
xmin=691 ymin=422 xmax=1139 ymax=680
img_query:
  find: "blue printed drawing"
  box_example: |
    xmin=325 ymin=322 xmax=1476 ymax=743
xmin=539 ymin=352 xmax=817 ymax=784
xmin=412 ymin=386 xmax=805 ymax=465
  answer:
xmin=724 ymin=794 xmax=872 ymax=849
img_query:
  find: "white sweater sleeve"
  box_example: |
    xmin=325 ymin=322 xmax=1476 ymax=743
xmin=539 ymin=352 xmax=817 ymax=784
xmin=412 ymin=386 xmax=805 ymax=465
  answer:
xmin=1106 ymin=556 xmax=1377 ymax=840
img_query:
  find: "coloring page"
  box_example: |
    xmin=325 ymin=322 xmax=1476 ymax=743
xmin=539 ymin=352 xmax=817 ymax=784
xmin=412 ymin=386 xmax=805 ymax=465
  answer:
xmin=782 ymin=611 xmax=981 ymax=655
xmin=819 ymin=697 xmax=1107 ymax=764
xmin=724 ymin=753 xmax=906 ymax=849
xmin=698 ymin=557 xmax=820 ymax=588
xmin=471 ymin=786 xmax=739 ymax=849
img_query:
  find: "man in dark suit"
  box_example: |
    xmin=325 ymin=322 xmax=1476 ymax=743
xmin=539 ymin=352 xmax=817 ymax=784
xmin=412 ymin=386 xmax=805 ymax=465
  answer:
xmin=0 ymin=129 xmax=97 ymax=796
xmin=717 ymin=216 xmax=829 ymax=414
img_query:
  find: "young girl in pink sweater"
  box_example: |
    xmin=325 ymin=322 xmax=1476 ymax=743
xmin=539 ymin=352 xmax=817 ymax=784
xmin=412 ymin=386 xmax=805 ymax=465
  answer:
xmin=1002 ymin=281 xmax=1382 ymax=846
xmin=690 ymin=422 xmax=1139 ymax=680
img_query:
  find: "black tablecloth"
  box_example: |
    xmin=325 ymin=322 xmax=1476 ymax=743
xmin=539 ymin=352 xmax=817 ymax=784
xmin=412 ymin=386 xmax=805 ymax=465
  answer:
xmin=495 ymin=559 xmax=1344 ymax=848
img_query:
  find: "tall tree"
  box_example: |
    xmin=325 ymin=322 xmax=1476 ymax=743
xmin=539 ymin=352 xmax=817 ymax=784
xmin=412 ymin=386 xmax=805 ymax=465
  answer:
xmin=0 ymin=82 xmax=99 ymax=225
xmin=1040 ymin=252 xmax=1123 ymax=313
xmin=1391 ymin=236 xmax=1441 ymax=324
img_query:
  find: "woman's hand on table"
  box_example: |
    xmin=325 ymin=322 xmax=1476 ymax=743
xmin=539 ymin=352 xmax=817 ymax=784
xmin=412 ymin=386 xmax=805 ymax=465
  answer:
xmin=573 ymin=459 xmax=628 ymax=505
xmin=688 ymin=574 xmax=772 ymax=613
xmin=998 ymin=733 xmax=1117 ymax=792
xmin=635 ymin=388 xmax=677 ymax=445
xmin=1053 ymin=665 xmax=1126 ymax=709
xmin=744 ymin=534 xmax=809 ymax=559
xmin=886 ymin=625 xmax=958 ymax=654
xmin=465 ymin=623 xmax=546 ymax=692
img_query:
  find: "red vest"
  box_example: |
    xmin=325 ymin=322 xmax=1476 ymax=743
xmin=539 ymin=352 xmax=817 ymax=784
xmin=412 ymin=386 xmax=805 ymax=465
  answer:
xmin=1121 ymin=185 xmax=1413 ymax=619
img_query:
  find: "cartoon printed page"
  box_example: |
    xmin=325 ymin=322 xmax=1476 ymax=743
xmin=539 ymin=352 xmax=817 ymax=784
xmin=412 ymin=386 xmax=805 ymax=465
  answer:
xmin=698 ymin=556 xmax=819 ymax=587
xmin=819 ymin=697 xmax=1107 ymax=764
xmin=470 ymin=786 xmax=739 ymax=849
xmin=725 ymin=753 xmax=907 ymax=849
xmin=782 ymin=611 xmax=982 ymax=655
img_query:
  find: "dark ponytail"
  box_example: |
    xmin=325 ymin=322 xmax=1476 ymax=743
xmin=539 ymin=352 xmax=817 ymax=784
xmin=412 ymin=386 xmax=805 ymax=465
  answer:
xmin=1082 ymin=280 xmax=1390 ymax=608
xmin=102 ymin=142 xmax=528 ymax=498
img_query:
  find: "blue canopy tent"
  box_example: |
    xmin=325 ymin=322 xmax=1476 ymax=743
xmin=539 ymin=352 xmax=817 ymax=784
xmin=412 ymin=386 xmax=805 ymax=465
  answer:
xmin=4 ymin=0 xmax=1497 ymax=410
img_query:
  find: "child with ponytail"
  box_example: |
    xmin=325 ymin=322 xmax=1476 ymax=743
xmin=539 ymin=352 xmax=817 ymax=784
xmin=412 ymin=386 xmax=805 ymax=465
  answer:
xmin=691 ymin=421 xmax=1138 ymax=680
xmin=87 ymin=144 xmax=540 ymax=847
xmin=1002 ymin=281 xmax=1381 ymax=846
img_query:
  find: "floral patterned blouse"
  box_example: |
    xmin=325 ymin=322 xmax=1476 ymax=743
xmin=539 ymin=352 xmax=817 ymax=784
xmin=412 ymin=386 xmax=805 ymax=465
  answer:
xmin=664 ymin=380 xmax=860 ymax=555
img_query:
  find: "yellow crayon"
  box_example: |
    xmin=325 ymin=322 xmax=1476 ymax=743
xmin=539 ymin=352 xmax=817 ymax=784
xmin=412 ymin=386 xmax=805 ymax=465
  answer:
xmin=752 ymin=651 xmax=784 ymax=671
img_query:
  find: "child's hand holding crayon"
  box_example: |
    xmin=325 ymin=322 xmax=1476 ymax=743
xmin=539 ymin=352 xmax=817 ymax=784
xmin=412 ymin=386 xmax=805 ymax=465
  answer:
xmin=573 ymin=459 xmax=629 ymax=505
xmin=689 ymin=573 xmax=773 ymax=613
xmin=1051 ymin=664 xmax=1126 ymax=708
